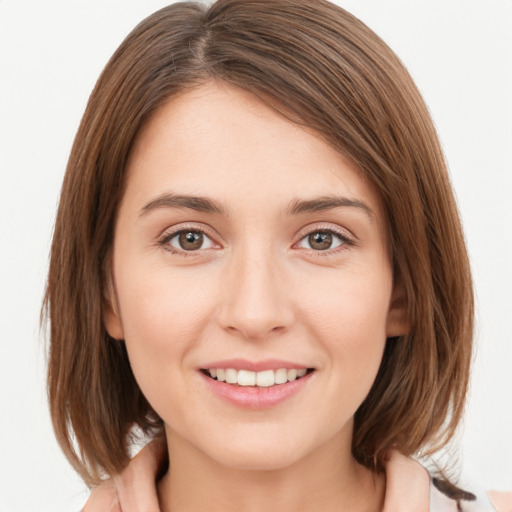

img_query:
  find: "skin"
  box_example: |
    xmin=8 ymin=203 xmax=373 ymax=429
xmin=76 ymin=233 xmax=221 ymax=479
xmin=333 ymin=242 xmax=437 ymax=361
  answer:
xmin=104 ymin=82 xmax=409 ymax=512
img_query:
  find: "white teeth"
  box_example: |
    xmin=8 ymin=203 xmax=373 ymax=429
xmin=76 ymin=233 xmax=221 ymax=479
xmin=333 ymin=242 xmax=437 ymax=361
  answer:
xmin=287 ymin=369 xmax=298 ymax=381
xmin=225 ymin=368 xmax=238 ymax=384
xmin=256 ymin=369 xmax=275 ymax=387
xmin=237 ymin=369 xmax=256 ymax=386
xmin=206 ymin=367 xmax=310 ymax=387
xmin=275 ymin=368 xmax=288 ymax=384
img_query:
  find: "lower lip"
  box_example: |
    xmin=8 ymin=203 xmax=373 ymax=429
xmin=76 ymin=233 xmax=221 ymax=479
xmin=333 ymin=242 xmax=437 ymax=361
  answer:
xmin=200 ymin=371 xmax=314 ymax=409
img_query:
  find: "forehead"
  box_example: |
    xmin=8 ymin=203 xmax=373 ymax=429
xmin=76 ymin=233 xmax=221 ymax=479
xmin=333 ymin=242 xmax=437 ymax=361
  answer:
xmin=124 ymin=82 xmax=386 ymax=227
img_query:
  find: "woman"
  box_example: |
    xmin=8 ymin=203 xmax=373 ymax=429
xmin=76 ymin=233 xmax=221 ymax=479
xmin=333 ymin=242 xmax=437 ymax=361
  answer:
xmin=44 ymin=1 xmax=511 ymax=511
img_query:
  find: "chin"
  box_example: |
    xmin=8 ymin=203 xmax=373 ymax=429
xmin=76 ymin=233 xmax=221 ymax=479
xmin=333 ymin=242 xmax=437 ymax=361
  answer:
xmin=197 ymin=427 xmax=320 ymax=472
xmin=211 ymin=445 xmax=305 ymax=472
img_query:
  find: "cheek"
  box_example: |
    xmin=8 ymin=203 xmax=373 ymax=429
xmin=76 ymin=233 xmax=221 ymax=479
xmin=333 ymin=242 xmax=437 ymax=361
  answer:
xmin=302 ymin=264 xmax=392 ymax=335
xmin=300 ymin=267 xmax=391 ymax=389
xmin=115 ymin=264 xmax=218 ymax=390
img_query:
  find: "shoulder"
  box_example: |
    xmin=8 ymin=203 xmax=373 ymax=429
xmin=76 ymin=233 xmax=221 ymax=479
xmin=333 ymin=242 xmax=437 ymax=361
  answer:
xmin=487 ymin=491 xmax=512 ymax=512
xmin=430 ymin=480 xmax=505 ymax=512
xmin=81 ymin=480 xmax=119 ymax=512
xmin=385 ymin=451 xmax=512 ymax=512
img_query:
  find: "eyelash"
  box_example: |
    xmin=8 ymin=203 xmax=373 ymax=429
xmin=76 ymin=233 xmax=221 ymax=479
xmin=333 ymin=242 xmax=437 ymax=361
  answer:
xmin=294 ymin=226 xmax=355 ymax=257
xmin=157 ymin=224 xmax=218 ymax=257
xmin=157 ymin=225 xmax=355 ymax=257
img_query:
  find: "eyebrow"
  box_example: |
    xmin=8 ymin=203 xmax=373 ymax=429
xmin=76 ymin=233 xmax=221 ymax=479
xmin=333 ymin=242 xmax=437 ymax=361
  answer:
xmin=139 ymin=192 xmax=374 ymax=220
xmin=139 ymin=193 xmax=228 ymax=217
xmin=286 ymin=195 xmax=375 ymax=219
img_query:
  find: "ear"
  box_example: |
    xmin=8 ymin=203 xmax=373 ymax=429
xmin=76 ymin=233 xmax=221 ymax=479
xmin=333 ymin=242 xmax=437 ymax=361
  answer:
xmin=386 ymin=278 xmax=410 ymax=338
xmin=103 ymin=263 xmax=125 ymax=341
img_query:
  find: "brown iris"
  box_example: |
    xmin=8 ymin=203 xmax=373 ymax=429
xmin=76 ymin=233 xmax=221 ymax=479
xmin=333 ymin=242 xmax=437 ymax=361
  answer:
xmin=179 ymin=231 xmax=204 ymax=250
xmin=308 ymin=232 xmax=333 ymax=250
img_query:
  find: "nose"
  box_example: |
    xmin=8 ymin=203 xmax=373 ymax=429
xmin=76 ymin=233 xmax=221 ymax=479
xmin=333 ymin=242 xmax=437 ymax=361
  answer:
xmin=216 ymin=248 xmax=295 ymax=340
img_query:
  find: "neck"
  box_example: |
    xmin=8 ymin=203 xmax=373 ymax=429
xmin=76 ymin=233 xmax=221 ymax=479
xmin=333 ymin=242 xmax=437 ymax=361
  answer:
xmin=157 ymin=429 xmax=385 ymax=512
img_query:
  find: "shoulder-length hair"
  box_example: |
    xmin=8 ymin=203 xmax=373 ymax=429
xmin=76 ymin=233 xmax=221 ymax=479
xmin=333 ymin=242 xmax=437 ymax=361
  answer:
xmin=45 ymin=0 xmax=473 ymax=491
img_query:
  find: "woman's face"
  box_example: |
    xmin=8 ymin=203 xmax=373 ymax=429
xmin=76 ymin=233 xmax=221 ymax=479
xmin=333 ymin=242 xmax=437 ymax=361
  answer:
xmin=106 ymin=82 xmax=407 ymax=471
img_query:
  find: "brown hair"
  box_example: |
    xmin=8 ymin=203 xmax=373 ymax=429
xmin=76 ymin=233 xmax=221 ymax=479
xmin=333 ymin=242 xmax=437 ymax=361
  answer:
xmin=44 ymin=0 xmax=474 ymax=494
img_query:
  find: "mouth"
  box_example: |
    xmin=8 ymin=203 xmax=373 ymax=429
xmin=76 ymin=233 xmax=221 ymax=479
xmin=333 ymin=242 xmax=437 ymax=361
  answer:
xmin=200 ymin=368 xmax=315 ymax=388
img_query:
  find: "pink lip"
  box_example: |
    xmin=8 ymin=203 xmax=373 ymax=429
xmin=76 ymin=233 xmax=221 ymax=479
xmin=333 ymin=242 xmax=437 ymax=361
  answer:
xmin=200 ymin=358 xmax=310 ymax=372
xmin=199 ymin=369 xmax=314 ymax=409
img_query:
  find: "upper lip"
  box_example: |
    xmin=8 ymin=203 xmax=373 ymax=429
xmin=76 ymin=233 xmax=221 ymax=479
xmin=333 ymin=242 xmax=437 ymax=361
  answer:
xmin=200 ymin=358 xmax=312 ymax=372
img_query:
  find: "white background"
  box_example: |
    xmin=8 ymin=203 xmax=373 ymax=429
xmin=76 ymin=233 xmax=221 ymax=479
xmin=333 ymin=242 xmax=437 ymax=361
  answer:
xmin=0 ymin=1 xmax=511 ymax=511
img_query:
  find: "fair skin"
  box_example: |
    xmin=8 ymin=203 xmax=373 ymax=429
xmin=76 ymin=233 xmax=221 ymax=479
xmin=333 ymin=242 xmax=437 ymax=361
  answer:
xmin=104 ymin=82 xmax=408 ymax=512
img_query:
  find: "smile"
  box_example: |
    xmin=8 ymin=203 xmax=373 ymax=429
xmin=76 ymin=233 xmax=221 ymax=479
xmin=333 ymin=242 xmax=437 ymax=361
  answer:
xmin=200 ymin=366 xmax=316 ymax=409
xmin=202 ymin=368 xmax=313 ymax=387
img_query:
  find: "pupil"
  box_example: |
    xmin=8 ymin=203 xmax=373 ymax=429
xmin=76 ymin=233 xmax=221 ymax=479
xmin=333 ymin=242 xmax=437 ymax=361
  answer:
xmin=309 ymin=232 xmax=332 ymax=250
xmin=179 ymin=231 xmax=203 ymax=250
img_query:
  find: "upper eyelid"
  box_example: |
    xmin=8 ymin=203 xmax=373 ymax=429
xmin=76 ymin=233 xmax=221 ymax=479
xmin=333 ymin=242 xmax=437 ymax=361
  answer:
xmin=157 ymin=227 xmax=219 ymax=257
xmin=293 ymin=222 xmax=355 ymax=242
xmin=158 ymin=222 xmax=219 ymax=241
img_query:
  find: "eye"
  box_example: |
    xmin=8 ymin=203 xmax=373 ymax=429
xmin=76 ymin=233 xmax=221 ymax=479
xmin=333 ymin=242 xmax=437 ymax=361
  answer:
xmin=297 ymin=230 xmax=348 ymax=252
xmin=163 ymin=229 xmax=215 ymax=252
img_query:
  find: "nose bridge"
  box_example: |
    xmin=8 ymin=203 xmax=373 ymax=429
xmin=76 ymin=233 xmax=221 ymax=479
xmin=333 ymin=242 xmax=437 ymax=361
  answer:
xmin=217 ymin=239 xmax=294 ymax=339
